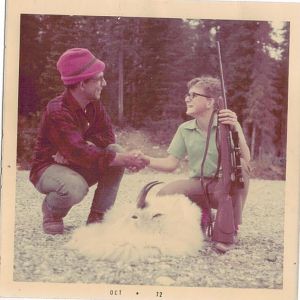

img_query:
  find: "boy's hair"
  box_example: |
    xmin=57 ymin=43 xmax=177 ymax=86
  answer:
xmin=187 ymin=76 xmax=222 ymax=101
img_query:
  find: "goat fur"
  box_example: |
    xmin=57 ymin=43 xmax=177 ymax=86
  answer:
xmin=66 ymin=187 xmax=203 ymax=262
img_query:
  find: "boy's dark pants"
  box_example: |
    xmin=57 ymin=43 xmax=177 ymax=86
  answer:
xmin=157 ymin=159 xmax=250 ymax=237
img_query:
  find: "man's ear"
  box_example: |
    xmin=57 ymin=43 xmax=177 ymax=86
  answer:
xmin=79 ymin=81 xmax=85 ymax=91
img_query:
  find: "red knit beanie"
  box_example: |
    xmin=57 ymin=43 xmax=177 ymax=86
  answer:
xmin=56 ymin=48 xmax=105 ymax=85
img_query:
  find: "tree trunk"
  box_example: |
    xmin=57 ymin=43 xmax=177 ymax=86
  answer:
xmin=118 ymin=40 xmax=124 ymax=126
xmin=250 ymin=124 xmax=256 ymax=160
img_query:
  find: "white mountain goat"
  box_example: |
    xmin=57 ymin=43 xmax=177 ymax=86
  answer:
xmin=66 ymin=181 xmax=203 ymax=262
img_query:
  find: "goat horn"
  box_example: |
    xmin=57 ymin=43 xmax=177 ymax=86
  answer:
xmin=136 ymin=181 xmax=164 ymax=209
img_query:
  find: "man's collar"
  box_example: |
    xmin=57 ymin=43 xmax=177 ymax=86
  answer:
xmin=63 ymin=89 xmax=86 ymax=112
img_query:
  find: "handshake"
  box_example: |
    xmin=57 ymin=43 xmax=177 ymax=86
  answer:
xmin=52 ymin=143 xmax=150 ymax=173
xmin=110 ymin=150 xmax=150 ymax=172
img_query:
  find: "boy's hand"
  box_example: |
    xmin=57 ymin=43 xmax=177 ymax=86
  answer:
xmin=127 ymin=150 xmax=150 ymax=172
xmin=218 ymin=109 xmax=239 ymax=131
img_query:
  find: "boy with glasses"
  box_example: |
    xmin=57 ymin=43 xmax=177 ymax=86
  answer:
xmin=142 ymin=76 xmax=250 ymax=252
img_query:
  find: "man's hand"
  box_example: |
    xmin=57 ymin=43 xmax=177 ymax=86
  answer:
xmin=86 ymin=141 xmax=96 ymax=146
xmin=127 ymin=150 xmax=150 ymax=172
xmin=52 ymin=152 xmax=69 ymax=165
xmin=110 ymin=150 xmax=150 ymax=171
xmin=52 ymin=141 xmax=95 ymax=165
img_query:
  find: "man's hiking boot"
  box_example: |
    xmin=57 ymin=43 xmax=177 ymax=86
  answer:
xmin=86 ymin=211 xmax=104 ymax=225
xmin=42 ymin=200 xmax=65 ymax=235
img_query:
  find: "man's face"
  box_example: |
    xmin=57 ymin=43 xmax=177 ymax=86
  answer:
xmin=185 ymin=85 xmax=212 ymax=117
xmin=83 ymin=72 xmax=106 ymax=101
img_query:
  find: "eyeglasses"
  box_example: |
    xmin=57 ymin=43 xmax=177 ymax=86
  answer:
xmin=87 ymin=76 xmax=106 ymax=85
xmin=185 ymin=92 xmax=212 ymax=100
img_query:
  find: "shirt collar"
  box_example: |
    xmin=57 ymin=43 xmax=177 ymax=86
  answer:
xmin=63 ymin=89 xmax=83 ymax=113
xmin=184 ymin=114 xmax=218 ymax=130
xmin=63 ymin=89 xmax=99 ymax=114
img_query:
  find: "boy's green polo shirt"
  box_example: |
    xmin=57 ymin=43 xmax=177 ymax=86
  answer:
xmin=168 ymin=118 xmax=218 ymax=178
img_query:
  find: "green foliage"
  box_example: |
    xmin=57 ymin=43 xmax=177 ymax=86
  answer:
xmin=17 ymin=112 xmax=41 ymax=169
xmin=17 ymin=15 xmax=290 ymax=178
xmin=216 ymin=21 xmax=260 ymax=122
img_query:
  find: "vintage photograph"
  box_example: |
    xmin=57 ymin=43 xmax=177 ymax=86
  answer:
xmin=1 ymin=1 xmax=300 ymax=300
xmin=15 ymin=13 xmax=288 ymax=285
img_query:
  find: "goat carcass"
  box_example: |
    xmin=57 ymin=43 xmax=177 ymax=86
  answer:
xmin=66 ymin=181 xmax=203 ymax=262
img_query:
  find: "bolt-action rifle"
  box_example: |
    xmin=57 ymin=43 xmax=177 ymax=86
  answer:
xmin=212 ymin=41 xmax=244 ymax=244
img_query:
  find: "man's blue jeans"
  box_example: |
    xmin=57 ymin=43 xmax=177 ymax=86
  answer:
xmin=35 ymin=144 xmax=125 ymax=216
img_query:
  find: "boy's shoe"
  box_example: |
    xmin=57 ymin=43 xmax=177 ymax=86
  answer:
xmin=86 ymin=211 xmax=104 ymax=225
xmin=214 ymin=242 xmax=236 ymax=253
xmin=42 ymin=200 xmax=64 ymax=235
xmin=214 ymin=232 xmax=239 ymax=253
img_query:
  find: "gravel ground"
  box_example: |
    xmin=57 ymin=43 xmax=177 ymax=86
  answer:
xmin=14 ymin=170 xmax=284 ymax=288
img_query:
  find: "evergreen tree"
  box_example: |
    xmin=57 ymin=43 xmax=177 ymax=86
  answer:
xmin=272 ymin=22 xmax=289 ymax=158
xmin=215 ymin=21 xmax=259 ymax=123
xmin=19 ymin=14 xmax=45 ymax=115
xmin=37 ymin=15 xmax=91 ymax=108
xmin=194 ymin=19 xmax=218 ymax=77
xmin=243 ymin=22 xmax=279 ymax=159
xmin=18 ymin=15 xmax=289 ymax=165
xmin=133 ymin=18 xmax=197 ymax=129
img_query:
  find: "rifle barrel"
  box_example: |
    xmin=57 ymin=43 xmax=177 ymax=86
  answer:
xmin=216 ymin=41 xmax=228 ymax=110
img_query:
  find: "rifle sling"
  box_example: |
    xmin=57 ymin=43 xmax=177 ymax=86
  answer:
xmin=199 ymin=109 xmax=220 ymax=237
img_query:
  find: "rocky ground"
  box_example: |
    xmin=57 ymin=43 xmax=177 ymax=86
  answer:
xmin=13 ymin=170 xmax=284 ymax=289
